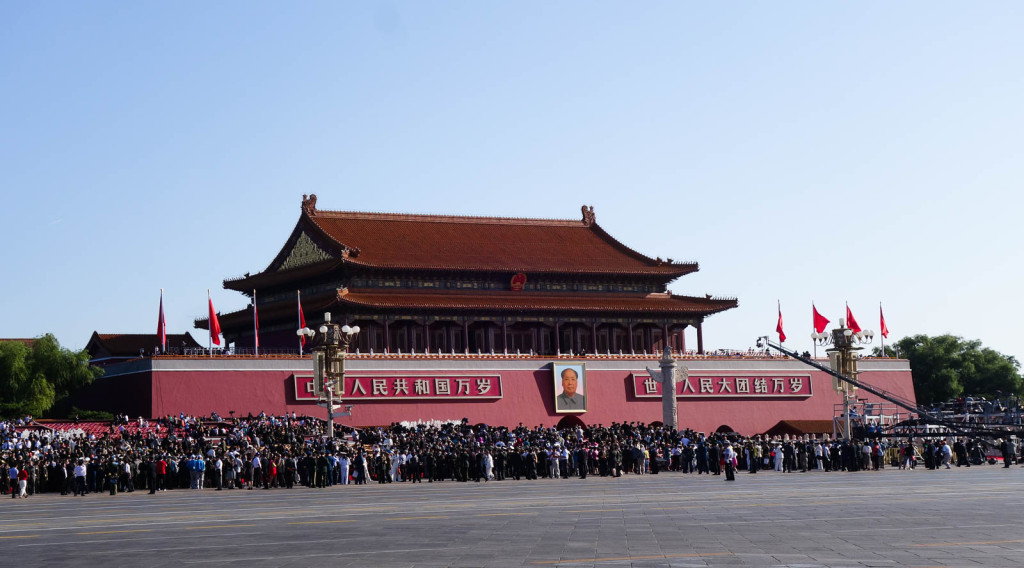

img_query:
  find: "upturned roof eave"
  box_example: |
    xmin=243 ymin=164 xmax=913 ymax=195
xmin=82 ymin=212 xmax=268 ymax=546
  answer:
xmin=303 ymin=199 xmax=698 ymax=277
xmin=223 ymin=258 xmax=346 ymax=292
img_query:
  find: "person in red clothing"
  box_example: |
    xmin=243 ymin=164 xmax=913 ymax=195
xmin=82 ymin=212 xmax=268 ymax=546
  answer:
xmin=266 ymin=457 xmax=277 ymax=489
xmin=157 ymin=456 xmax=168 ymax=491
xmin=18 ymin=465 xmax=29 ymax=498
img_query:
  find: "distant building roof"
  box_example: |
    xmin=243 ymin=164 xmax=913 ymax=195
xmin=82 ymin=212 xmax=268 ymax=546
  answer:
xmin=86 ymin=332 xmax=202 ymax=362
xmin=0 ymin=338 xmax=35 ymax=348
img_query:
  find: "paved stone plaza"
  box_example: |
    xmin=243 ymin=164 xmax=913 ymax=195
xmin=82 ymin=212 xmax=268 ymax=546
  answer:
xmin=2 ymin=466 xmax=1023 ymax=567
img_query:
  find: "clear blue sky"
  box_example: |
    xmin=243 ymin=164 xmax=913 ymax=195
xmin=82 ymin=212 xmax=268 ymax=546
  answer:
xmin=2 ymin=2 xmax=1022 ymax=364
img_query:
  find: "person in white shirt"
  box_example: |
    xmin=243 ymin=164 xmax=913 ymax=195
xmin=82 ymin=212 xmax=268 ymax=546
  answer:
xmin=233 ymin=454 xmax=244 ymax=489
xmin=547 ymin=448 xmax=560 ymax=479
xmin=722 ymin=443 xmax=737 ymax=481
xmin=74 ymin=459 xmax=87 ymax=496
xmin=338 ymin=454 xmax=350 ymax=485
xmin=251 ymin=454 xmax=262 ymax=489
xmin=214 ymin=457 xmax=224 ymax=490
xmin=123 ymin=461 xmax=134 ymax=492
xmin=483 ymin=451 xmax=494 ymax=481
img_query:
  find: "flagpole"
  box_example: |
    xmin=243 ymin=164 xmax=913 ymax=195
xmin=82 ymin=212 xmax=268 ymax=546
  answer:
xmin=159 ymin=288 xmax=165 ymax=354
xmin=775 ymin=299 xmax=786 ymax=345
xmin=880 ymin=302 xmax=885 ymax=357
xmin=811 ymin=301 xmax=816 ymax=360
xmin=297 ymin=290 xmax=303 ymax=356
xmin=208 ymin=289 xmax=213 ymax=358
xmin=253 ymin=289 xmax=259 ymax=359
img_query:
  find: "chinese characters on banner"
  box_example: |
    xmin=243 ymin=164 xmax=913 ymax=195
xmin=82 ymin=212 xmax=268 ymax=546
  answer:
xmin=295 ymin=374 xmax=503 ymax=401
xmin=632 ymin=374 xmax=812 ymax=398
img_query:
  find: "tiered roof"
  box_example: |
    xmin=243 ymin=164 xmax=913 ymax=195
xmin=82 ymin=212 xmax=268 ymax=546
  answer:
xmin=204 ymin=197 xmax=738 ymax=331
xmin=304 ymin=211 xmax=693 ymax=274
xmin=226 ymin=198 xmax=696 ymax=291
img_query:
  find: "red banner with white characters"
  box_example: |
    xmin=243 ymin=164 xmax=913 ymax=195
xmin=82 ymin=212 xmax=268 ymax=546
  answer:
xmin=632 ymin=373 xmax=812 ymax=398
xmin=295 ymin=374 xmax=503 ymax=401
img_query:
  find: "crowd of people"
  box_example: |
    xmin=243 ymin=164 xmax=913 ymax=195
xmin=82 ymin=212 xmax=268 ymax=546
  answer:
xmin=2 ymin=414 xmax=1021 ymax=498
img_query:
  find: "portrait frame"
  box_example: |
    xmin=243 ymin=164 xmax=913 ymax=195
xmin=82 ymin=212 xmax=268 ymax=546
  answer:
xmin=553 ymin=362 xmax=587 ymax=414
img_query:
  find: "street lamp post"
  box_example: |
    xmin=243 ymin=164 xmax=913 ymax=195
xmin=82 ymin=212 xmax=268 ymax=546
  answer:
xmin=298 ymin=312 xmax=359 ymax=438
xmin=813 ymin=319 xmax=875 ymax=440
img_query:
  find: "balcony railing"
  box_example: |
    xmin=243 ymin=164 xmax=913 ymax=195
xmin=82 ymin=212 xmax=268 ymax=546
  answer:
xmin=147 ymin=347 xmax=821 ymax=361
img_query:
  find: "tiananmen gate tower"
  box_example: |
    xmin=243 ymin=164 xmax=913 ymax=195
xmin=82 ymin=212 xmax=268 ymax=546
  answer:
xmin=78 ymin=196 xmax=916 ymax=435
xmin=206 ymin=195 xmax=737 ymax=356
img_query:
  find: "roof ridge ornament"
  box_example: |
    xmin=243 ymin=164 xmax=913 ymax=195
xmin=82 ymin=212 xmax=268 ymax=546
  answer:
xmin=581 ymin=205 xmax=595 ymax=226
xmin=302 ymin=194 xmax=318 ymax=216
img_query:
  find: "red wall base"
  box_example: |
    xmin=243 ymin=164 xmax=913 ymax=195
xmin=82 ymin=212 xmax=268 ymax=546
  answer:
xmin=81 ymin=357 xmax=916 ymax=435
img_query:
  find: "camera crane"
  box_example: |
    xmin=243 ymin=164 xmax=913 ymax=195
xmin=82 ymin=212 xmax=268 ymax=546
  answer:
xmin=757 ymin=336 xmax=1017 ymax=441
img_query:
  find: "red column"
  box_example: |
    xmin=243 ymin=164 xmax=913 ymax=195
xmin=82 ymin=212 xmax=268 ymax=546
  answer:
xmin=697 ymin=322 xmax=704 ymax=355
xmin=463 ymin=319 xmax=469 ymax=354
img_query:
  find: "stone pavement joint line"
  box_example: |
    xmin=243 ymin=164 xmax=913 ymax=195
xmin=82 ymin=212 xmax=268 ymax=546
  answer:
xmin=530 ymin=552 xmax=733 ymax=564
xmin=76 ymin=529 xmax=152 ymax=535
xmin=910 ymin=539 xmax=1024 ymax=547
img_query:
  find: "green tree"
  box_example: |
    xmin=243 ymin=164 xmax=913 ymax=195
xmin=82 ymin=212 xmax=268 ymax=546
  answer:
xmin=874 ymin=334 xmax=1023 ymax=404
xmin=27 ymin=334 xmax=99 ymax=402
xmin=0 ymin=334 xmax=101 ymax=418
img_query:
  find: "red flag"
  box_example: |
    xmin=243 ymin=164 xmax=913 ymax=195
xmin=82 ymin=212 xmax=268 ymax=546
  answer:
xmin=846 ymin=304 xmax=862 ymax=334
xmin=812 ymin=304 xmax=830 ymax=334
xmin=157 ymin=290 xmax=166 ymax=352
xmin=298 ymin=292 xmax=307 ymax=346
xmin=208 ymin=296 xmax=222 ymax=345
xmin=880 ymin=304 xmax=889 ymax=338
xmin=776 ymin=301 xmax=786 ymax=342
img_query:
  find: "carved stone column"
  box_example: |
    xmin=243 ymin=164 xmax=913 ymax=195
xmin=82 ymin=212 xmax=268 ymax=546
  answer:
xmin=646 ymin=346 xmax=680 ymax=430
